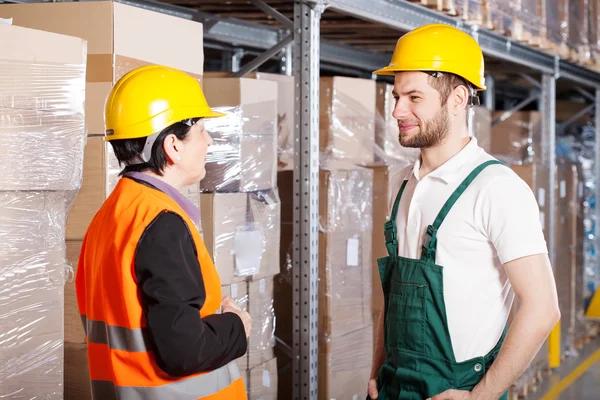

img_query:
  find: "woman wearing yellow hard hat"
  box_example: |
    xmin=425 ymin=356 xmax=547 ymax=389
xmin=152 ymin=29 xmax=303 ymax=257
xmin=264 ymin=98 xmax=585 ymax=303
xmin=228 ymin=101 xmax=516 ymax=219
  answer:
xmin=368 ymin=24 xmax=559 ymax=400
xmin=75 ymin=65 xmax=250 ymax=399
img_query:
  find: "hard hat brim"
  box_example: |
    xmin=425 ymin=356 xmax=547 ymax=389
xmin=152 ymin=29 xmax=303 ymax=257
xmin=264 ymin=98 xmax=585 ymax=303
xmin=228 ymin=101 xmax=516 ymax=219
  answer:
xmin=372 ymin=65 xmax=487 ymax=91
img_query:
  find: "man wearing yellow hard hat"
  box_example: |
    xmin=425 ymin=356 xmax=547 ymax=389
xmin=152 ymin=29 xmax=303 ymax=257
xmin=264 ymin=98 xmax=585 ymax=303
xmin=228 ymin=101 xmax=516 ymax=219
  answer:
xmin=368 ymin=24 xmax=560 ymax=400
xmin=75 ymin=65 xmax=250 ymax=399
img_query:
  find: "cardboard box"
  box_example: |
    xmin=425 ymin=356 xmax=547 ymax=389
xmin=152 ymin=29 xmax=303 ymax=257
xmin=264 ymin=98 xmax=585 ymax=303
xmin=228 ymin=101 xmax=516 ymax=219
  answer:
xmin=245 ymin=357 xmax=278 ymax=400
xmin=65 ymin=241 xmax=85 ymax=343
xmin=247 ymin=278 xmax=276 ymax=369
xmin=321 ymin=77 xmax=376 ymax=165
xmin=491 ymin=111 xmax=542 ymax=165
xmin=319 ymin=326 xmax=373 ymax=400
xmin=375 ymin=83 xmax=420 ymax=165
xmin=0 ymin=192 xmax=66 ymax=398
xmin=510 ymin=163 xmax=550 ymax=234
xmin=0 ymin=0 xmax=204 ymax=134
xmin=0 ymin=1 xmax=205 ymax=239
xmin=202 ymin=78 xmax=278 ymax=192
xmin=319 ymin=162 xmax=374 ymax=233
xmin=205 ymin=72 xmax=294 ymax=172
xmin=0 ymin=23 xmax=86 ymax=191
xmin=64 ymin=343 xmax=91 ymax=400
xmin=319 ymin=231 xmax=372 ymax=340
xmin=201 ymin=191 xmax=281 ymax=285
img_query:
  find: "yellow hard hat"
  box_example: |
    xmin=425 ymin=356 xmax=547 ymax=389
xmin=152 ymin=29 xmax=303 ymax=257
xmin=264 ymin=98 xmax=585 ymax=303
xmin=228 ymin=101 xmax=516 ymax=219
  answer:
xmin=373 ymin=23 xmax=486 ymax=90
xmin=104 ymin=65 xmax=224 ymax=141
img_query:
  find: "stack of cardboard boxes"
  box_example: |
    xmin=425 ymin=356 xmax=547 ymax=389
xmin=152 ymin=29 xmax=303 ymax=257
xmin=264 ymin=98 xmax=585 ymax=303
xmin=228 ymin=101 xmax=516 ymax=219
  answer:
xmin=0 ymin=1 xmax=206 ymax=398
xmin=554 ymin=161 xmax=587 ymax=356
xmin=201 ymin=76 xmax=281 ymax=400
xmin=0 ymin=23 xmax=86 ymax=398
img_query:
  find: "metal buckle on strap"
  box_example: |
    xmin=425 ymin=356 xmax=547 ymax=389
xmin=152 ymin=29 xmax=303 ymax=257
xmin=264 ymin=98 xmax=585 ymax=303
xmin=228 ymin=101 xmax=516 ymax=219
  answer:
xmin=422 ymin=225 xmax=435 ymax=249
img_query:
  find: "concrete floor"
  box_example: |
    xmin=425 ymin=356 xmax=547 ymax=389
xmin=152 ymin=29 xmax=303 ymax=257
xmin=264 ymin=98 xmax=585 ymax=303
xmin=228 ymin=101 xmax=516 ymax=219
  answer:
xmin=530 ymin=336 xmax=600 ymax=400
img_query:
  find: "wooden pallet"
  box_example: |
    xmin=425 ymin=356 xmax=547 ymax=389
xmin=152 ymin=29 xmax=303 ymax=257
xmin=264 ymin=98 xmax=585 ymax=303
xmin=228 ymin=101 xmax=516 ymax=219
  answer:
xmin=407 ymin=0 xmax=459 ymax=17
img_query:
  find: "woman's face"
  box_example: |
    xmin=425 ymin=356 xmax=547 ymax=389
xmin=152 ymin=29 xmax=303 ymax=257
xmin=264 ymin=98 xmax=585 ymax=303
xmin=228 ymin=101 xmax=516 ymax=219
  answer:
xmin=178 ymin=119 xmax=213 ymax=185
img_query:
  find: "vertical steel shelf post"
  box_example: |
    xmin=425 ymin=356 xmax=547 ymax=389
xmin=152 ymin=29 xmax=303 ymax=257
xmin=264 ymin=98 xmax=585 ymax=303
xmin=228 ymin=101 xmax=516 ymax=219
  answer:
xmin=292 ymin=1 xmax=322 ymax=399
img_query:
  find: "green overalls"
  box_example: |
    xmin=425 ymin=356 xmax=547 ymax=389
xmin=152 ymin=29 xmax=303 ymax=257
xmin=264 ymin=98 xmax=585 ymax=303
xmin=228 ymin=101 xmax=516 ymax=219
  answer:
xmin=372 ymin=160 xmax=509 ymax=400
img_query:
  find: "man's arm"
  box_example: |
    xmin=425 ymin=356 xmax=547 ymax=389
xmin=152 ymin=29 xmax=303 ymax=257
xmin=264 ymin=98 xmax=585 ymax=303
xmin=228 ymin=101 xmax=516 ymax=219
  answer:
xmin=470 ymin=253 xmax=560 ymax=399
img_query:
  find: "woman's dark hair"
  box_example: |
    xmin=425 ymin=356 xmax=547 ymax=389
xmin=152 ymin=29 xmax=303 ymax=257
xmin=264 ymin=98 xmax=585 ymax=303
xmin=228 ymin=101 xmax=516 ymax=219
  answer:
xmin=110 ymin=120 xmax=196 ymax=176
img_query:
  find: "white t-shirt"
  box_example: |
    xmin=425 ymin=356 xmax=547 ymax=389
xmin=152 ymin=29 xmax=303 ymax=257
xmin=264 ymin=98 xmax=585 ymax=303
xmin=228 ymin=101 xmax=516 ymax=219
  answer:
xmin=393 ymin=137 xmax=548 ymax=362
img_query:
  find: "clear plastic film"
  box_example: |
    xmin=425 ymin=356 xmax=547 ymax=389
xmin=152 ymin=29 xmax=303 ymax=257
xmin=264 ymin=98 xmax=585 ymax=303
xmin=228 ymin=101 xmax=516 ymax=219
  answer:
xmin=0 ymin=60 xmax=86 ymax=191
xmin=489 ymin=0 xmax=517 ymax=39
xmin=247 ymin=278 xmax=276 ymax=370
xmin=200 ymin=189 xmax=281 ymax=285
xmin=490 ymin=111 xmax=542 ymax=165
xmin=319 ymin=163 xmax=373 ymax=342
xmin=245 ymin=357 xmax=278 ymax=400
xmin=319 ymin=325 xmax=373 ymax=400
xmin=568 ymin=0 xmax=591 ymax=64
xmin=545 ymin=0 xmax=570 ymax=56
xmin=0 ymin=192 xmax=68 ymax=399
xmin=320 ymin=77 xmax=381 ymax=165
xmin=202 ymin=104 xmax=277 ymax=193
xmin=590 ymin=0 xmax=600 ymax=65
xmin=454 ymin=0 xmax=493 ymax=29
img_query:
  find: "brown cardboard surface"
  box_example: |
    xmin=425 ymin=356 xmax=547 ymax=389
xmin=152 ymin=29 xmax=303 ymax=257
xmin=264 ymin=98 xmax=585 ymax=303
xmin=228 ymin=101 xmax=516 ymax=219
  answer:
xmin=0 ymin=1 xmax=204 ymax=75
xmin=367 ymin=164 xmax=407 ymax=318
xmin=247 ymin=278 xmax=276 ymax=369
xmin=245 ymin=357 xmax=278 ymax=400
xmin=319 ymin=326 xmax=373 ymax=400
xmin=66 ymin=137 xmax=106 ymax=240
xmin=204 ymin=77 xmax=278 ymax=107
xmin=319 ymin=231 xmax=372 ymax=339
xmin=0 ymin=23 xmax=86 ymax=65
xmin=491 ymin=111 xmax=542 ymax=164
xmin=86 ymin=83 xmax=113 ymax=134
xmin=65 ymin=241 xmax=85 ymax=343
xmin=510 ymin=163 xmax=550 ymax=235
xmin=64 ymin=343 xmax=91 ymax=400
xmin=321 ymin=77 xmax=376 ymax=165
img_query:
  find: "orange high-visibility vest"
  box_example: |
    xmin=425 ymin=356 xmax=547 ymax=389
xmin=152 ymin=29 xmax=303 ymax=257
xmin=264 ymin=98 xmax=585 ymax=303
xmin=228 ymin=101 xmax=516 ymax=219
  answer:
xmin=75 ymin=177 xmax=247 ymax=399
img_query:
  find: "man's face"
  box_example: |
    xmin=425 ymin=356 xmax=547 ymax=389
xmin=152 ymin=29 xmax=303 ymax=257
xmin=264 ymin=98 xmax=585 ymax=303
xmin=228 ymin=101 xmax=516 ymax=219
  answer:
xmin=392 ymin=71 xmax=450 ymax=149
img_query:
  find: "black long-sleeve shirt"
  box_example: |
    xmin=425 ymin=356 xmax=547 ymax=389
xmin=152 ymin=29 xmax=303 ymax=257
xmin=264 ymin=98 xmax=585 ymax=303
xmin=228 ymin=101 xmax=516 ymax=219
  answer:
xmin=134 ymin=202 xmax=247 ymax=377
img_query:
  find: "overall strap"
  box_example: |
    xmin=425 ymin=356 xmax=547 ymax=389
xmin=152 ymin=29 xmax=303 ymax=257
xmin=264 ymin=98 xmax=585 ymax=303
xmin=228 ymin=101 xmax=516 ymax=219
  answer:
xmin=421 ymin=160 xmax=505 ymax=261
xmin=384 ymin=180 xmax=408 ymax=257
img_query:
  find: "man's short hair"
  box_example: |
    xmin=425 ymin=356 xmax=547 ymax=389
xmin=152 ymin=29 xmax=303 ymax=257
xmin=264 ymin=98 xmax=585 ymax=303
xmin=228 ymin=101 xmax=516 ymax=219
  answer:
xmin=427 ymin=72 xmax=477 ymax=124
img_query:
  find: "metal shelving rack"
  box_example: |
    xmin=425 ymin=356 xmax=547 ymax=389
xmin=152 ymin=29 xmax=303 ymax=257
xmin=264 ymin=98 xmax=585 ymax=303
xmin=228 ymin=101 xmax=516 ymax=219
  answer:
xmin=8 ymin=0 xmax=600 ymax=398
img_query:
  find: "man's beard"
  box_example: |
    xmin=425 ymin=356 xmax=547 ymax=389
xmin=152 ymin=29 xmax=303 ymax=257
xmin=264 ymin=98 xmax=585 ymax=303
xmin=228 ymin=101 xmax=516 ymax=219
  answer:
xmin=398 ymin=106 xmax=450 ymax=149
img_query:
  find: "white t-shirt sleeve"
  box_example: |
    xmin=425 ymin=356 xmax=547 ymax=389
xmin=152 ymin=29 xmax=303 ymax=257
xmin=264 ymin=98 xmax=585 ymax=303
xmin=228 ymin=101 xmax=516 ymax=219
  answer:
xmin=477 ymin=174 xmax=548 ymax=265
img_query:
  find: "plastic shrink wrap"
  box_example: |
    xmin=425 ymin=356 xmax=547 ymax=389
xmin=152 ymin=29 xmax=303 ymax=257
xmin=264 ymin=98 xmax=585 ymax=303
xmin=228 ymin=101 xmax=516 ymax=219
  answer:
xmin=318 ymin=161 xmax=374 ymax=400
xmin=568 ymin=0 xmax=591 ymax=65
xmin=202 ymin=78 xmax=278 ymax=193
xmin=0 ymin=23 xmax=86 ymax=399
xmin=545 ymin=0 xmax=570 ymax=57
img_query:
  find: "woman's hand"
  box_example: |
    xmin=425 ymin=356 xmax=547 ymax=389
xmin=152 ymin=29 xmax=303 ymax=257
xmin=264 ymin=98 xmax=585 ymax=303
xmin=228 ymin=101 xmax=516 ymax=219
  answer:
xmin=222 ymin=296 xmax=252 ymax=338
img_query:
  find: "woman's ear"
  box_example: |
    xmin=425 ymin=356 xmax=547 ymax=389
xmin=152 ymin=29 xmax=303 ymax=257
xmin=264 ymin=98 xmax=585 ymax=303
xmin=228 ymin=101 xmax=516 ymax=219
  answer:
xmin=162 ymin=134 xmax=181 ymax=163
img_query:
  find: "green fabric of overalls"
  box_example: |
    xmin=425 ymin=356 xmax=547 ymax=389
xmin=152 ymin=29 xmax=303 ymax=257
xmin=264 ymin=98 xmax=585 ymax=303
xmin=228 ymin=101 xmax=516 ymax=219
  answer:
xmin=371 ymin=160 xmax=509 ymax=400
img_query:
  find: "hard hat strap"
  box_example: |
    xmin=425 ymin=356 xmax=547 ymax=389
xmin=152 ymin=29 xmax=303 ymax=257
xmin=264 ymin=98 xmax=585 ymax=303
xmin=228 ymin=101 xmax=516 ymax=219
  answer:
xmin=125 ymin=132 xmax=160 ymax=166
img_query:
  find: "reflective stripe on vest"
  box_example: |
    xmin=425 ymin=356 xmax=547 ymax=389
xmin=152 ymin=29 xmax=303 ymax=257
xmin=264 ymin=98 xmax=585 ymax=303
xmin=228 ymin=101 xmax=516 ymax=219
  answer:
xmin=82 ymin=314 xmax=242 ymax=397
xmin=91 ymin=363 xmax=242 ymax=400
